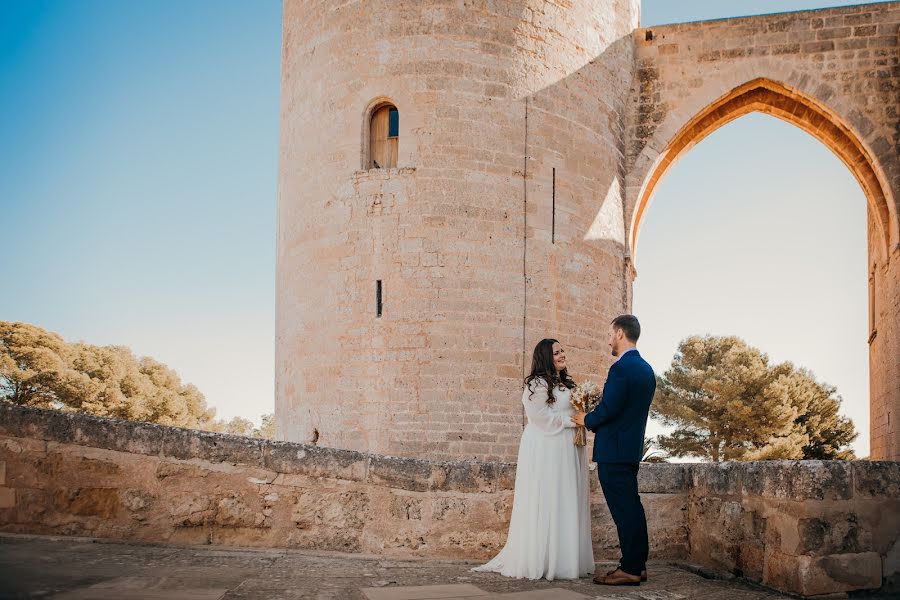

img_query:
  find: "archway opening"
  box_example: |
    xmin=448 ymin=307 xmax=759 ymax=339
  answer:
xmin=631 ymin=84 xmax=883 ymax=458
xmin=631 ymin=79 xmax=892 ymax=262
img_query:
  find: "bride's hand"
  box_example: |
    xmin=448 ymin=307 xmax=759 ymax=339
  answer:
xmin=571 ymin=411 xmax=585 ymax=426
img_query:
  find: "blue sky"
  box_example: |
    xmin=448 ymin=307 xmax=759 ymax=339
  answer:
xmin=0 ymin=1 xmax=877 ymax=455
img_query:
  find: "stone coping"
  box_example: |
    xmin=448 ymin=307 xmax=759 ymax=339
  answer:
xmin=2 ymin=403 xmax=896 ymax=499
xmin=635 ymin=0 xmax=900 ymax=31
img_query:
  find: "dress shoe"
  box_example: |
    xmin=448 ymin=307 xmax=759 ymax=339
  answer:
xmin=602 ymin=566 xmax=646 ymax=581
xmin=593 ymin=568 xmax=641 ymax=586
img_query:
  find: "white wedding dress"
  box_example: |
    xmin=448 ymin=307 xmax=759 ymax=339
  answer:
xmin=473 ymin=378 xmax=594 ymax=580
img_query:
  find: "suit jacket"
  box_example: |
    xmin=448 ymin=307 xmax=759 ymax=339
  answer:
xmin=584 ymin=349 xmax=656 ymax=464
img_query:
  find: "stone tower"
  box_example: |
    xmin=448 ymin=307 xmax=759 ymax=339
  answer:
xmin=279 ymin=1 xmax=900 ymax=461
xmin=277 ymin=0 xmax=640 ymax=461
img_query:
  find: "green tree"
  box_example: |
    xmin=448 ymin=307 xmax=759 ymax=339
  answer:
xmin=652 ymin=335 xmax=856 ymax=462
xmin=203 ymin=413 xmax=276 ymax=439
xmin=222 ymin=416 xmax=255 ymax=436
xmin=0 ymin=322 xmax=85 ymax=408
xmin=1 ymin=321 xmax=214 ymax=428
xmin=254 ymin=413 xmax=276 ymax=439
xmin=767 ymin=365 xmax=856 ymax=460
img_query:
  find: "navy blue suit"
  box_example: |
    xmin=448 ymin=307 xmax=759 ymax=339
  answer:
xmin=584 ymin=348 xmax=655 ymax=576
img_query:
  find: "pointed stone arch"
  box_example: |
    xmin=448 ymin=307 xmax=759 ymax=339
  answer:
xmin=628 ymin=78 xmax=896 ymax=265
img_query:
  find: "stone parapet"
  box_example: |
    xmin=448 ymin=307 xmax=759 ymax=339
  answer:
xmin=688 ymin=461 xmax=900 ymax=595
xmin=0 ymin=405 xmax=688 ymax=560
xmin=0 ymin=404 xmax=896 ymax=597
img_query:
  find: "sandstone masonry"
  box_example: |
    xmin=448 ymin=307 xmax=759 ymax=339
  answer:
xmin=277 ymin=0 xmax=900 ymax=462
xmin=1 ymin=405 xmax=898 ymax=596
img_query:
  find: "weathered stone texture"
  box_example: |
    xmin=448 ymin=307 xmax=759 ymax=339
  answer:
xmin=277 ymin=1 xmax=900 ymax=464
xmin=0 ymin=405 xmax=687 ymax=560
xmin=1 ymin=405 xmax=898 ymax=597
xmin=628 ymin=3 xmax=900 ymax=462
xmin=277 ymin=0 xmax=640 ymax=463
xmin=686 ymin=460 xmax=900 ymax=596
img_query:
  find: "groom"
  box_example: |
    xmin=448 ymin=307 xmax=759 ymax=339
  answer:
xmin=572 ymin=314 xmax=656 ymax=586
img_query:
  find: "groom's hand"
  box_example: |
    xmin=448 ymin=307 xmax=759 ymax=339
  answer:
xmin=571 ymin=411 xmax=585 ymax=426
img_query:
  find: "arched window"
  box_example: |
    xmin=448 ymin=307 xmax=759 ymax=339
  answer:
xmin=369 ymin=104 xmax=398 ymax=169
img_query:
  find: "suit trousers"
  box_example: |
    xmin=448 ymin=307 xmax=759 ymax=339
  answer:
xmin=597 ymin=462 xmax=648 ymax=576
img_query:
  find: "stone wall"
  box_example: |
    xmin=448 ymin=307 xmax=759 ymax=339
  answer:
xmin=0 ymin=405 xmax=687 ymax=561
xmin=277 ymin=0 xmax=641 ymax=462
xmin=625 ymin=1 xmax=900 ymax=460
xmin=688 ymin=461 xmax=900 ymax=596
xmin=277 ymin=0 xmax=900 ymax=463
xmin=1 ymin=405 xmax=898 ymax=596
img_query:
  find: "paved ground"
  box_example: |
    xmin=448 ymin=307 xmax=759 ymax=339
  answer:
xmin=0 ymin=533 xmax=813 ymax=599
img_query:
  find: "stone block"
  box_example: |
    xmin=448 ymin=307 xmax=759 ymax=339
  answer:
xmin=288 ymin=488 xmax=368 ymax=552
xmin=215 ymin=495 xmax=267 ymax=528
xmin=737 ymin=542 xmax=765 ymax=582
xmin=430 ymin=460 xmax=496 ymax=493
xmin=800 ymin=552 xmax=883 ymax=596
xmin=496 ymin=462 xmax=516 ymax=491
xmin=763 ymin=549 xmax=804 ymax=595
xmin=0 ymin=405 xmax=60 ymax=441
xmin=0 ymin=461 xmax=5 ymax=485
xmin=72 ymin=417 xmax=166 ymax=457
xmin=690 ymin=495 xmax=744 ymax=543
xmin=689 ymin=462 xmax=741 ymax=495
xmin=740 ymin=509 xmax=767 ymax=542
xmin=0 ymin=405 xmax=163 ymax=457
xmin=53 ymin=487 xmax=120 ymax=518
xmin=853 ymin=461 xmax=900 ymax=498
xmin=0 ymin=436 xmax=47 ymax=456
xmin=161 ymin=428 xmax=262 ymax=466
xmin=764 ymin=549 xmax=882 ymax=596
xmin=368 ymin=455 xmax=434 ymax=492
xmin=643 ymin=492 xmax=690 ymax=559
xmin=262 ymin=441 xmax=368 ymax=482
xmin=741 ymin=461 xmax=852 ymax=500
xmin=389 ymin=494 xmax=423 ymax=521
xmin=121 ymin=488 xmax=154 ymax=513
xmin=170 ymin=493 xmax=214 ymax=527
xmin=797 ymin=514 xmax=870 ymax=555
xmin=866 ymin=499 xmax=900 ymax=556
xmin=639 ymin=462 xmax=688 ymax=493
xmin=155 ymin=461 xmax=213 ymax=480
xmin=0 ymin=487 xmax=14 ymax=508
xmin=884 ymin=537 xmax=900 ymax=580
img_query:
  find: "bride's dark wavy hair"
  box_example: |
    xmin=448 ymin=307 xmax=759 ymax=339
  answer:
xmin=524 ymin=338 xmax=575 ymax=405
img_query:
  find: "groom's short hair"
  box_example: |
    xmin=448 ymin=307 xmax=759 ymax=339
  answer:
xmin=611 ymin=315 xmax=640 ymax=342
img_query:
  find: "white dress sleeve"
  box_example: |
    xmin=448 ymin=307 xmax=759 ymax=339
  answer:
xmin=522 ymin=379 xmax=576 ymax=435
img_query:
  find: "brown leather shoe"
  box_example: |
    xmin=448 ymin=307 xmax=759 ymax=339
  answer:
xmin=603 ymin=566 xmax=647 ymax=581
xmin=593 ymin=568 xmax=641 ymax=586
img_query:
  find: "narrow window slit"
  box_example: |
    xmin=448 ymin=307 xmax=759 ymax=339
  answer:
xmin=551 ymin=168 xmax=556 ymax=244
xmin=868 ymin=266 xmax=877 ymax=343
xmin=376 ymin=280 xmax=383 ymax=318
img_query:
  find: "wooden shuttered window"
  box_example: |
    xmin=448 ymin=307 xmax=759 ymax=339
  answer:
xmin=370 ymin=106 xmax=399 ymax=169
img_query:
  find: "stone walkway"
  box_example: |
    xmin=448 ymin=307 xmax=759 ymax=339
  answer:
xmin=0 ymin=533 xmax=800 ymax=599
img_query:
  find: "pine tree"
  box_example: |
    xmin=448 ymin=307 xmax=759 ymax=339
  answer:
xmin=652 ymin=335 xmax=856 ymax=461
xmin=1 ymin=321 xmax=214 ymax=428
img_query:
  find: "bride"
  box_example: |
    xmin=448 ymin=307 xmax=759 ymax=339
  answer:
xmin=473 ymin=338 xmax=594 ymax=580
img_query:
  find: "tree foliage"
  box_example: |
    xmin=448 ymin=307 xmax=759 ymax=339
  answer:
xmin=204 ymin=413 xmax=276 ymax=439
xmin=652 ymin=335 xmax=857 ymax=461
xmin=0 ymin=321 xmax=275 ymax=438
